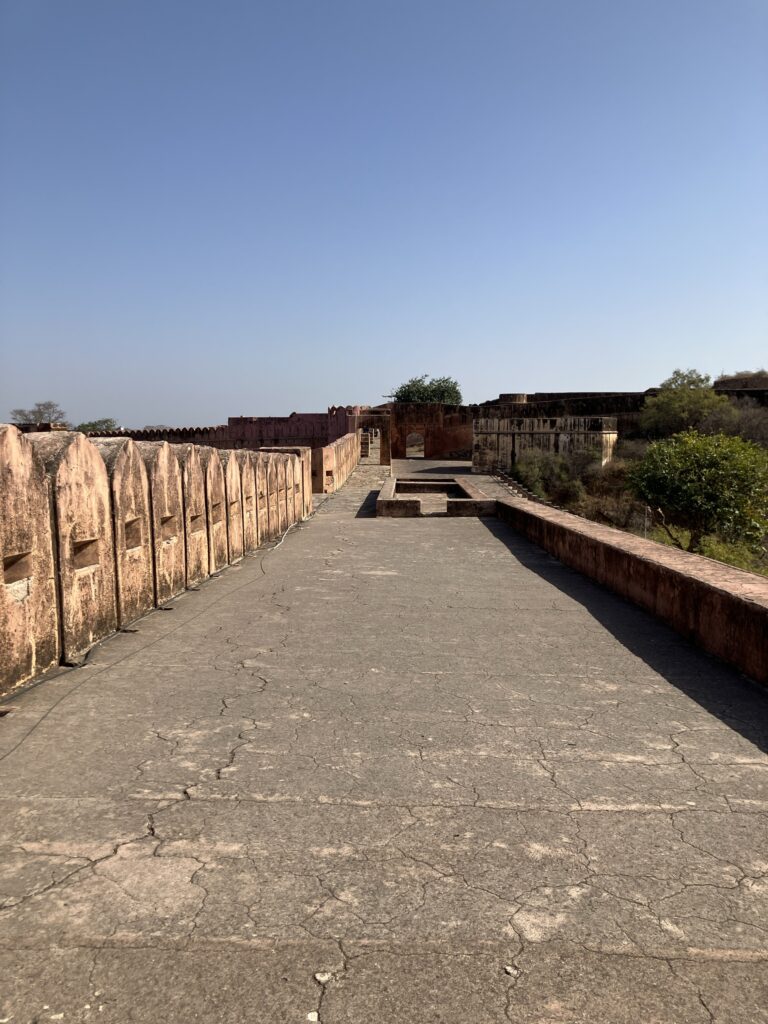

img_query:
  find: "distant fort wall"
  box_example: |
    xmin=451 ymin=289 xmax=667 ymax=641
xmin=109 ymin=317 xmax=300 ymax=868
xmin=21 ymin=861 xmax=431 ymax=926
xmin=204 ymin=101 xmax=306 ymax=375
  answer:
xmin=91 ymin=406 xmax=363 ymax=452
xmin=473 ymin=416 xmax=619 ymax=474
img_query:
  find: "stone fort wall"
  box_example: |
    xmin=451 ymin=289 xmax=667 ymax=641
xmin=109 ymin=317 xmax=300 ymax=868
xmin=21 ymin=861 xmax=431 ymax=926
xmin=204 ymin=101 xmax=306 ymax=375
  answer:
xmin=473 ymin=415 xmax=619 ymax=473
xmin=94 ymin=406 xmax=361 ymax=451
xmin=0 ymin=425 xmax=360 ymax=697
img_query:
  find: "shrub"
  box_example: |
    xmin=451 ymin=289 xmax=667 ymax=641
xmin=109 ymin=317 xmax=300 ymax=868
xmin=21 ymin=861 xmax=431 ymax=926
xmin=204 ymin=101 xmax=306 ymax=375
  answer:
xmin=629 ymin=430 xmax=768 ymax=552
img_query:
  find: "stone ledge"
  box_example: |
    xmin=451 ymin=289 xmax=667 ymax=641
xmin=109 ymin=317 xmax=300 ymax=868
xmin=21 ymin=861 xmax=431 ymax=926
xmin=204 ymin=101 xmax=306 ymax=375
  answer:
xmin=447 ymin=479 xmax=496 ymax=517
xmin=496 ymin=496 xmax=768 ymax=686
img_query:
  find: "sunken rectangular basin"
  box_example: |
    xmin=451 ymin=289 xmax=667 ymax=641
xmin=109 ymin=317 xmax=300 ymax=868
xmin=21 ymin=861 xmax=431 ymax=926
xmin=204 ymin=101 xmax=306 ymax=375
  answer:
xmin=376 ymin=476 xmax=496 ymax=517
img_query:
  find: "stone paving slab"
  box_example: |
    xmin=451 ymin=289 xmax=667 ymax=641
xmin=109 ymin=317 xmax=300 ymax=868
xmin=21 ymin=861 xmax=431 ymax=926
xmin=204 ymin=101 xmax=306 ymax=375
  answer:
xmin=1 ymin=461 xmax=767 ymax=1022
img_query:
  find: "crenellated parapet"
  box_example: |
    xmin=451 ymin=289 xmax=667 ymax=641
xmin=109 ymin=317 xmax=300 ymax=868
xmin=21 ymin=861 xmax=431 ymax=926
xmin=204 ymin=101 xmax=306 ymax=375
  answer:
xmin=0 ymin=424 xmax=315 ymax=696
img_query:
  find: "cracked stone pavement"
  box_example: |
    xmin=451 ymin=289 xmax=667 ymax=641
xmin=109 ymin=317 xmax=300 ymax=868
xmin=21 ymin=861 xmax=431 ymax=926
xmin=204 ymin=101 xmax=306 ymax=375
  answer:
xmin=1 ymin=460 xmax=767 ymax=1023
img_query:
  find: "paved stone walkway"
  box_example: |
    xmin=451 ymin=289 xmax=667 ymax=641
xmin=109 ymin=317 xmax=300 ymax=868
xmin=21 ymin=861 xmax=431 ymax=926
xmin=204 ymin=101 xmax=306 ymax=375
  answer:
xmin=1 ymin=462 xmax=767 ymax=1023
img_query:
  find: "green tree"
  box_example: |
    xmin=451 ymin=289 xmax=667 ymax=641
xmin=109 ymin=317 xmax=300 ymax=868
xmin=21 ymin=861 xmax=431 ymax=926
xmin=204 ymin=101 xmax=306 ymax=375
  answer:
xmin=629 ymin=431 xmax=768 ymax=553
xmin=390 ymin=375 xmax=463 ymax=404
xmin=75 ymin=418 xmax=119 ymax=434
xmin=10 ymin=400 xmax=69 ymax=425
xmin=639 ymin=369 xmax=730 ymax=437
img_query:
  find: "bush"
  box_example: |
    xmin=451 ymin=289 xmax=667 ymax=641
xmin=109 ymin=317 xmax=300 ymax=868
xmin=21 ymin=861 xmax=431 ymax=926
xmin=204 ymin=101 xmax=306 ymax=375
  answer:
xmin=510 ymin=449 xmax=594 ymax=505
xmin=629 ymin=430 xmax=768 ymax=552
xmin=649 ymin=527 xmax=768 ymax=577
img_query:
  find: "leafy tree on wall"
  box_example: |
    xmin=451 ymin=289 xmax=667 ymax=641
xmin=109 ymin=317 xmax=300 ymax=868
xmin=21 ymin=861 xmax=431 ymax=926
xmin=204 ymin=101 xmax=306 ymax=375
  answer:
xmin=390 ymin=375 xmax=463 ymax=404
xmin=639 ymin=369 xmax=730 ymax=437
xmin=74 ymin=418 xmax=120 ymax=434
xmin=10 ymin=400 xmax=69 ymax=425
xmin=9 ymin=403 xmax=120 ymax=434
xmin=629 ymin=430 xmax=768 ymax=553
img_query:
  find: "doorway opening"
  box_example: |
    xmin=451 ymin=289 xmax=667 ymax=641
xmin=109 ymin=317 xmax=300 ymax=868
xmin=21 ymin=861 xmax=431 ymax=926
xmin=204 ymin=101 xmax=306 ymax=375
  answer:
xmin=406 ymin=432 xmax=425 ymax=458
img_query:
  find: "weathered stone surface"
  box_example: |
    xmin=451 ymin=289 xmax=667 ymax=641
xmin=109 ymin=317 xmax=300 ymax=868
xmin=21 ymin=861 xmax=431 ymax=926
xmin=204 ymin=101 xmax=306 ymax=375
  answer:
xmin=135 ymin=441 xmax=186 ymax=604
xmin=265 ymin=454 xmax=280 ymax=540
xmin=474 ymin=415 xmax=618 ymax=473
xmin=311 ymin=443 xmax=334 ymax=494
xmin=283 ymin=454 xmax=296 ymax=529
xmin=175 ymin=443 xmax=209 ymax=588
xmin=219 ymin=451 xmax=244 ymax=564
xmin=275 ymin=454 xmax=288 ymax=534
xmin=1 ymin=459 xmax=766 ymax=1022
xmin=0 ymin=425 xmax=59 ymax=694
xmin=288 ymin=453 xmax=302 ymax=523
xmin=377 ymin=475 xmax=495 ymax=517
xmin=350 ymin=412 xmax=391 ymax=465
xmin=376 ymin=476 xmax=419 ymax=516
xmin=496 ymin=494 xmax=768 ymax=685
xmin=197 ymin=446 xmax=228 ymax=572
xmin=391 ymin=403 xmax=473 ymax=459
xmin=227 ymin=410 xmax=332 ymax=448
xmin=297 ymin=449 xmax=313 ymax=519
xmin=253 ymin=452 xmax=270 ymax=544
xmin=311 ymin=432 xmax=361 ymax=494
xmin=236 ymin=451 xmax=259 ymax=553
xmin=92 ymin=438 xmax=154 ymax=626
xmin=259 ymin=446 xmax=313 ymax=519
xmin=27 ymin=431 xmax=117 ymax=663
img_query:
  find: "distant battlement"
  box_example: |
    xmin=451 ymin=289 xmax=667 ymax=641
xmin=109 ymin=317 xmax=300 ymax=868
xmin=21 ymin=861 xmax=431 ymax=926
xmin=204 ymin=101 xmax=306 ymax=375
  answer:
xmin=85 ymin=405 xmax=365 ymax=451
xmin=491 ymin=390 xmax=653 ymax=403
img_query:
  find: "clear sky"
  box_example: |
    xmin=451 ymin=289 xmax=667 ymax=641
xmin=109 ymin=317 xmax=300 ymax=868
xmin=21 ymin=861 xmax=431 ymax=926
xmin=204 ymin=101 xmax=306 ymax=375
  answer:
xmin=1 ymin=0 xmax=766 ymax=426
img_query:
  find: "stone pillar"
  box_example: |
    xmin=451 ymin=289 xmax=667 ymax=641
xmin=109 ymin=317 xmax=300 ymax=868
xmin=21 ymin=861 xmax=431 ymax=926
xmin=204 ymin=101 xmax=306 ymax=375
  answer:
xmin=0 ymin=425 xmax=59 ymax=693
xmin=135 ymin=441 xmax=186 ymax=605
xmin=198 ymin=447 xmax=229 ymax=571
xmin=28 ymin=432 xmax=117 ymax=664
xmin=284 ymin=455 xmax=296 ymax=527
xmin=265 ymin=455 xmax=280 ymax=540
xmin=296 ymin=448 xmax=312 ymax=518
xmin=236 ymin=451 xmax=258 ymax=554
xmin=379 ymin=417 xmax=391 ymax=466
xmin=175 ymin=444 xmax=209 ymax=588
xmin=254 ymin=453 xmax=269 ymax=544
xmin=219 ymin=451 xmax=244 ymax=564
xmin=259 ymin=446 xmax=312 ymax=519
xmin=92 ymin=438 xmax=154 ymax=627
xmin=311 ymin=446 xmax=334 ymax=494
xmin=275 ymin=455 xmax=288 ymax=534
xmin=288 ymin=453 xmax=303 ymax=523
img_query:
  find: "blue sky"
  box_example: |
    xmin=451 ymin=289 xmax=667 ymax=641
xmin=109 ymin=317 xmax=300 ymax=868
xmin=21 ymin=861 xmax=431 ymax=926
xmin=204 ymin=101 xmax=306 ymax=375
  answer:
xmin=1 ymin=0 xmax=766 ymax=426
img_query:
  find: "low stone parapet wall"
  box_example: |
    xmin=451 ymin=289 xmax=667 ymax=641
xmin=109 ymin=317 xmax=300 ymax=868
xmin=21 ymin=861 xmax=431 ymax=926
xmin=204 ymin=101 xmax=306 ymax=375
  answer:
xmin=0 ymin=424 xmax=316 ymax=697
xmin=259 ymin=447 xmax=312 ymax=521
xmin=0 ymin=426 xmax=59 ymax=692
xmin=496 ymin=495 xmax=768 ymax=686
xmin=219 ymin=451 xmax=245 ymax=565
xmin=92 ymin=438 xmax=154 ymax=628
xmin=28 ymin=431 xmax=118 ymax=665
xmin=176 ymin=443 xmax=209 ymax=588
xmin=135 ymin=441 xmax=186 ymax=605
xmin=236 ymin=451 xmax=259 ymax=554
xmin=311 ymin=432 xmax=361 ymax=494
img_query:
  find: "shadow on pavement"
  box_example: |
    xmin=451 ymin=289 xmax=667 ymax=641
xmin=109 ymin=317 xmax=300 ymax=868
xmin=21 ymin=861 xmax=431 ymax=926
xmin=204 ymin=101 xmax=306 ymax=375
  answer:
xmin=355 ymin=490 xmax=380 ymax=518
xmin=482 ymin=517 xmax=768 ymax=753
xmin=391 ymin=460 xmax=473 ymax=476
